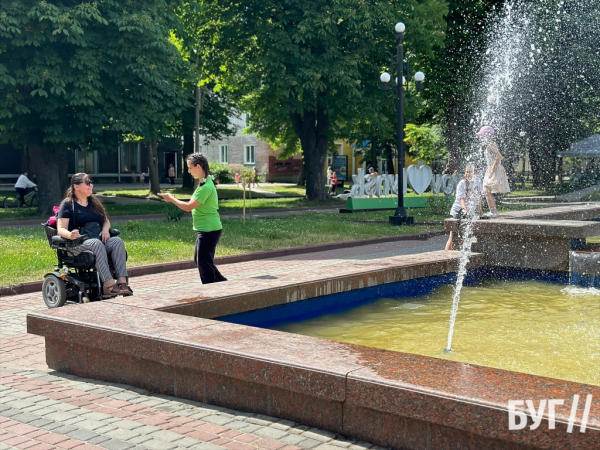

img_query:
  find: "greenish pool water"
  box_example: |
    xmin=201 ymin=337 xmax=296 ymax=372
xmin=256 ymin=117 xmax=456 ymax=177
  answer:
xmin=273 ymin=280 xmax=600 ymax=386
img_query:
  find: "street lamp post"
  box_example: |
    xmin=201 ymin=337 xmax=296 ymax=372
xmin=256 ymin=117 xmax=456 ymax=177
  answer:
xmin=380 ymin=22 xmax=424 ymax=226
xmin=195 ymin=84 xmax=201 ymax=153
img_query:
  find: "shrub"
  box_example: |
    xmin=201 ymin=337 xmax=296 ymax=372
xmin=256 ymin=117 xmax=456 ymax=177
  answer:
xmin=165 ymin=204 xmax=185 ymax=222
xmin=426 ymin=194 xmax=453 ymax=216
xmin=209 ymin=162 xmax=234 ymax=184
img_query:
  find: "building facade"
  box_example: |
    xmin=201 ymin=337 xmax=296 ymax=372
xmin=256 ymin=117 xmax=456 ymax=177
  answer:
xmin=199 ymin=114 xmax=302 ymax=183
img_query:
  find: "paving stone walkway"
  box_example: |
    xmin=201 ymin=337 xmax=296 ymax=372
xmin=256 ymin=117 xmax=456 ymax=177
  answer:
xmin=0 ymin=235 xmax=447 ymax=450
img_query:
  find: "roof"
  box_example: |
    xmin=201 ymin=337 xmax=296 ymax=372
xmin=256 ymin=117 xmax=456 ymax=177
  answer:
xmin=557 ymin=134 xmax=600 ymax=158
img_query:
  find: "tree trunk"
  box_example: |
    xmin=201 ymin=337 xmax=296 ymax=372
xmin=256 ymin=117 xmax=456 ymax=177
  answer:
xmin=529 ymin=143 xmax=555 ymax=189
xmin=296 ymin=156 xmax=305 ymax=186
xmin=290 ymin=102 xmax=329 ymax=201
xmin=182 ymin=134 xmax=194 ymax=189
xmin=370 ymin=136 xmax=378 ymax=169
xmin=29 ymin=145 xmax=68 ymax=216
xmin=384 ymin=142 xmax=395 ymax=175
xmin=148 ymin=138 xmax=161 ymax=195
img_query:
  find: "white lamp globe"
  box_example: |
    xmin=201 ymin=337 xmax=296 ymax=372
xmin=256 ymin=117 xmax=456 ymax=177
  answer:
xmin=395 ymin=22 xmax=406 ymax=33
xmin=414 ymin=71 xmax=425 ymax=82
xmin=380 ymin=72 xmax=391 ymax=83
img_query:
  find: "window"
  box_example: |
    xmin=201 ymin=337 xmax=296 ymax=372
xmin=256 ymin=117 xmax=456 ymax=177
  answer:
xmin=120 ymin=143 xmax=139 ymax=173
xmin=219 ymin=145 xmax=228 ymax=163
xmin=244 ymin=145 xmax=255 ymax=164
xmin=76 ymin=148 xmax=96 ymax=174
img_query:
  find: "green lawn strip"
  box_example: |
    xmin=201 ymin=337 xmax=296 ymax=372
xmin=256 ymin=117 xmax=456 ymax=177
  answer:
xmin=0 ymin=213 xmax=440 ymax=288
xmin=96 ymin=185 xmax=302 ymax=200
xmin=504 ymin=190 xmax=552 ymax=197
xmin=0 ymin=196 xmax=347 ymax=222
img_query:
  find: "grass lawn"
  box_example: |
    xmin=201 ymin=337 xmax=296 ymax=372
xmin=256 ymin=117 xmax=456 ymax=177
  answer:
xmin=0 ymin=194 xmax=346 ymax=222
xmin=96 ymin=183 xmax=306 ymax=200
xmin=0 ymin=210 xmax=443 ymax=288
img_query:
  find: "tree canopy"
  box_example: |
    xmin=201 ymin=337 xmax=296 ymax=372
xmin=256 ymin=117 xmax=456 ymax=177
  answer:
xmin=191 ymin=0 xmax=447 ymax=199
xmin=0 ymin=0 xmax=188 ymax=213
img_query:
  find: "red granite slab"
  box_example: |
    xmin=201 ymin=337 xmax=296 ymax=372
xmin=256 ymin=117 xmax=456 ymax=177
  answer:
xmin=346 ymin=352 xmax=600 ymax=449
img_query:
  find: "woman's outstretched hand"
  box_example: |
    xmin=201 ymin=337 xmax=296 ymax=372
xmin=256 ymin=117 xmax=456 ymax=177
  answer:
xmin=157 ymin=193 xmax=172 ymax=202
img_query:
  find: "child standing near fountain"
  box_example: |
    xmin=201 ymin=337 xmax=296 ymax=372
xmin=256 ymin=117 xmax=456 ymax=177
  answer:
xmin=477 ymin=126 xmax=510 ymax=218
xmin=445 ymin=165 xmax=483 ymax=251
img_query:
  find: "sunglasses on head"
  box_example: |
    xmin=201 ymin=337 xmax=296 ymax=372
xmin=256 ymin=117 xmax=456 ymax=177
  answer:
xmin=76 ymin=179 xmax=93 ymax=186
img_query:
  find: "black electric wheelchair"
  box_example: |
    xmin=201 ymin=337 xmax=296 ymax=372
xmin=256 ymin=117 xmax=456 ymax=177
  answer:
xmin=42 ymin=223 xmax=130 ymax=308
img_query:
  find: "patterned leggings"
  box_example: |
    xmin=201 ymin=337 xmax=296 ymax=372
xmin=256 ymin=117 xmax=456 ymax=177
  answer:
xmin=82 ymin=237 xmax=128 ymax=282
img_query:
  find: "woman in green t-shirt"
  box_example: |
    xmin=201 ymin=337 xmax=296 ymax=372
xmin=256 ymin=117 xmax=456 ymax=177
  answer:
xmin=158 ymin=154 xmax=227 ymax=284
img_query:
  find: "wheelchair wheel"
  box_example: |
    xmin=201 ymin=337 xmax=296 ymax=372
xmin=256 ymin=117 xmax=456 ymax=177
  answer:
xmin=42 ymin=275 xmax=67 ymax=308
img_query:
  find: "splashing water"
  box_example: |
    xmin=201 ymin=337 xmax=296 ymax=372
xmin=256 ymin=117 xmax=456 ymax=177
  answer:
xmin=444 ymin=0 xmax=600 ymax=351
xmin=444 ymin=219 xmax=477 ymax=352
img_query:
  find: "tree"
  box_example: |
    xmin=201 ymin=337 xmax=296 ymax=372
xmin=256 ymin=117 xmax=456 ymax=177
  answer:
xmin=192 ymin=0 xmax=447 ymax=200
xmin=404 ymin=123 xmax=448 ymax=164
xmin=175 ymin=2 xmax=243 ymax=189
xmin=0 ymin=0 xmax=188 ymax=213
xmin=422 ymin=0 xmax=506 ymax=171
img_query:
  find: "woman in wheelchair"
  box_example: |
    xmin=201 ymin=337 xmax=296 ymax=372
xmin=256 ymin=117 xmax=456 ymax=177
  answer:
xmin=56 ymin=173 xmax=132 ymax=296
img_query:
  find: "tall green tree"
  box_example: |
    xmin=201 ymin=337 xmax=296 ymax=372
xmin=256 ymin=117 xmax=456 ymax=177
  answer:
xmin=174 ymin=2 xmax=243 ymax=189
xmin=422 ymin=0 xmax=505 ymax=171
xmin=193 ymin=0 xmax=446 ymax=200
xmin=0 ymin=0 xmax=188 ymax=212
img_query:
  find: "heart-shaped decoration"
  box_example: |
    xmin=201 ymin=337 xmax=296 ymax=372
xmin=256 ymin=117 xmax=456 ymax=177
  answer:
xmin=407 ymin=164 xmax=433 ymax=195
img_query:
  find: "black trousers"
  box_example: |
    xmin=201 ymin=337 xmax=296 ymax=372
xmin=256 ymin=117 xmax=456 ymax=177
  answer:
xmin=15 ymin=187 xmax=30 ymax=206
xmin=194 ymin=229 xmax=227 ymax=284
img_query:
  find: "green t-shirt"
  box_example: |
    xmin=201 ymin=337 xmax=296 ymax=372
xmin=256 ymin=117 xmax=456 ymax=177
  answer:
xmin=191 ymin=177 xmax=222 ymax=232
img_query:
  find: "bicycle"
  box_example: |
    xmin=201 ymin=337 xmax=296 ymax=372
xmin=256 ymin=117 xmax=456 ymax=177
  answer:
xmin=24 ymin=189 xmax=38 ymax=208
xmin=2 ymin=194 xmax=19 ymax=208
xmin=2 ymin=189 xmax=37 ymax=208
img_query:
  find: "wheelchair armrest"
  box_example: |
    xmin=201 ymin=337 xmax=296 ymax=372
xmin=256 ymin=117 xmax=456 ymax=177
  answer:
xmin=51 ymin=235 xmax=88 ymax=249
xmin=109 ymin=229 xmax=120 ymax=237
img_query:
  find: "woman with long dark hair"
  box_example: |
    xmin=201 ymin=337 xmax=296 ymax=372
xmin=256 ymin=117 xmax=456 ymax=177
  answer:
xmin=158 ymin=154 xmax=227 ymax=284
xmin=56 ymin=173 xmax=131 ymax=296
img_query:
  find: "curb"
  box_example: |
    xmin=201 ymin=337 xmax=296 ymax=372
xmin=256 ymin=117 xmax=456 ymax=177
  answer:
xmin=0 ymin=230 xmax=446 ymax=297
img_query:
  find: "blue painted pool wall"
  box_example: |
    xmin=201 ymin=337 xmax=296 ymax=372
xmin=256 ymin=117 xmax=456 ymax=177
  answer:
xmin=217 ymin=267 xmax=570 ymax=329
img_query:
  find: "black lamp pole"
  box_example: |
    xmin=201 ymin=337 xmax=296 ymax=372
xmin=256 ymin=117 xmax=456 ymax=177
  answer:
xmin=381 ymin=23 xmax=425 ymax=226
xmin=390 ymin=25 xmax=412 ymax=226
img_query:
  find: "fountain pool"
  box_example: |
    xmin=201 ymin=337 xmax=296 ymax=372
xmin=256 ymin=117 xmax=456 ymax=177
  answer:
xmin=218 ymin=273 xmax=600 ymax=386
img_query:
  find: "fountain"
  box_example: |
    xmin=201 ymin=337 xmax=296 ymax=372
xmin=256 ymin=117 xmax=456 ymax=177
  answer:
xmin=445 ymin=0 xmax=600 ymax=351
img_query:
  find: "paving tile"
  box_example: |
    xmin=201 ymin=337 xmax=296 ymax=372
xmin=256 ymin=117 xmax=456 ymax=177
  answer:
xmin=1 ymin=236 xmax=454 ymax=450
xmin=202 ymin=415 xmax=234 ymax=426
xmin=253 ymin=427 xmax=289 ymax=440
xmin=138 ymin=439 xmax=178 ymax=450
xmin=99 ymin=438 xmax=135 ymax=450
xmin=147 ymin=429 xmax=185 ymax=443
xmin=301 ymin=430 xmax=336 ymax=443
xmin=297 ymin=439 xmax=322 ymax=449
xmin=280 ymin=435 xmax=307 ymax=446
